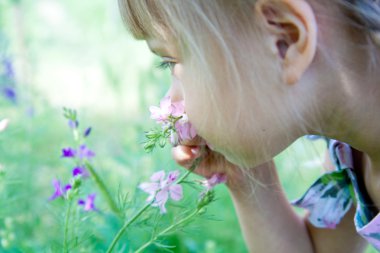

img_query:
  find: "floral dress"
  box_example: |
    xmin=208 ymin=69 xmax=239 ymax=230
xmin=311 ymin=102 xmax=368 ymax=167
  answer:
xmin=292 ymin=139 xmax=380 ymax=251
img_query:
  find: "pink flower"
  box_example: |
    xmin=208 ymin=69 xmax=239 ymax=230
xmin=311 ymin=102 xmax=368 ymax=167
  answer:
xmin=139 ymin=170 xmax=183 ymax=214
xmin=171 ymin=100 xmax=185 ymax=117
xmin=202 ymin=173 xmax=227 ymax=191
xmin=149 ymin=96 xmax=198 ymax=146
xmin=174 ymin=114 xmax=197 ymax=143
xmin=149 ymin=96 xmax=173 ymax=123
xmin=0 ymin=118 xmax=9 ymax=132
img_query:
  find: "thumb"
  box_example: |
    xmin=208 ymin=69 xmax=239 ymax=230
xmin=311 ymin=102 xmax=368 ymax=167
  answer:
xmin=172 ymin=145 xmax=201 ymax=168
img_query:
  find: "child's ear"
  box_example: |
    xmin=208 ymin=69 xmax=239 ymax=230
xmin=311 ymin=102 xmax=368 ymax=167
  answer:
xmin=255 ymin=0 xmax=317 ymax=84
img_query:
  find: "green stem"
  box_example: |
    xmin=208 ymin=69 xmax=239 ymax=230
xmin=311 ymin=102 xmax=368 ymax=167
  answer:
xmin=135 ymin=209 xmax=200 ymax=253
xmin=106 ymin=201 xmax=152 ymax=253
xmin=85 ymin=162 xmax=120 ymax=217
xmin=63 ymin=199 xmax=73 ymax=253
xmin=106 ymin=157 xmax=201 ymax=253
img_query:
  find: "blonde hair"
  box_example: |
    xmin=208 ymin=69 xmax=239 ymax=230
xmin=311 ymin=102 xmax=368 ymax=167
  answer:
xmin=119 ymin=0 xmax=379 ymax=167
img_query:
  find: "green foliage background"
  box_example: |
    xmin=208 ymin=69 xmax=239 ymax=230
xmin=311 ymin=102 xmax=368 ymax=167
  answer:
xmin=0 ymin=0 xmax=377 ymax=252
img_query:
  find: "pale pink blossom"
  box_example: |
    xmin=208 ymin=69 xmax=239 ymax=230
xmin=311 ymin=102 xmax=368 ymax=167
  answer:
xmin=202 ymin=173 xmax=227 ymax=191
xmin=175 ymin=114 xmax=197 ymax=142
xmin=150 ymin=96 xmax=197 ymax=145
xmin=149 ymin=96 xmax=172 ymax=123
xmin=139 ymin=170 xmax=183 ymax=214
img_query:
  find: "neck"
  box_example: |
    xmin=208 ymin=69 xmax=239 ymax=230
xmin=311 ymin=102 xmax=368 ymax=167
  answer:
xmin=315 ymin=45 xmax=380 ymax=163
xmin=308 ymin=45 xmax=380 ymax=208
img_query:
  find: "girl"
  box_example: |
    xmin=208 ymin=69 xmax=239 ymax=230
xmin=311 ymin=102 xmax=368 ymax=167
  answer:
xmin=119 ymin=0 xmax=380 ymax=252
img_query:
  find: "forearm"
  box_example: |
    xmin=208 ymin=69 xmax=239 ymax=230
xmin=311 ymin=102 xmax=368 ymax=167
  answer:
xmin=228 ymin=160 xmax=314 ymax=253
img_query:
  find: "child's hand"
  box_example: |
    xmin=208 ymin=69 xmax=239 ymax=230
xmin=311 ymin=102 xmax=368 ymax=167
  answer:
xmin=172 ymin=138 xmax=254 ymax=191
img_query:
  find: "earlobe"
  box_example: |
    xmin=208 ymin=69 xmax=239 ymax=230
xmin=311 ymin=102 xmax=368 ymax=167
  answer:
xmin=255 ymin=0 xmax=317 ymax=84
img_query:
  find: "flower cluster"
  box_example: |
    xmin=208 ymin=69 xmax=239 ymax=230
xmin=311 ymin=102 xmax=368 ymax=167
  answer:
xmin=139 ymin=170 xmax=226 ymax=214
xmin=144 ymin=96 xmax=196 ymax=152
xmin=49 ymin=108 xmax=96 ymax=211
xmin=140 ymin=96 xmax=227 ymax=213
xmin=139 ymin=170 xmax=183 ymax=214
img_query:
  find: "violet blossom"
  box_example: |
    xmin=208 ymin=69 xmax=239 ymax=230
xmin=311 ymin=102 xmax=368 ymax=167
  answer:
xmin=83 ymin=127 xmax=92 ymax=138
xmin=61 ymin=147 xmax=76 ymax=158
xmin=49 ymin=179 xmax=72 ymax=200
xmin=78 ymin=193 xmax=97 ymax=211
xmin=2 ymin=87 xmax=16 ymax=103
xmin=77 ymin=144 xmax=95 ymax=160
xmin=2 ymin=58 xmax=14 ymax=79
xmin=68 ymin=120 xmax=79 ymax=129
xmin=139 ymin=170 xmax=183 ymax=214
xmin=72 ymin=166 xmax=89 ymax=178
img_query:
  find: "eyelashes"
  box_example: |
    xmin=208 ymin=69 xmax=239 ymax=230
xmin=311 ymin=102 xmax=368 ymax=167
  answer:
xmin=156 ymin=60 xmax=176 ymax=71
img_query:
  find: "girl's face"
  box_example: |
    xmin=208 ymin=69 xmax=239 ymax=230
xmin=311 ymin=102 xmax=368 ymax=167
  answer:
xmin=147 ymin=35 xmax=307 ymax=168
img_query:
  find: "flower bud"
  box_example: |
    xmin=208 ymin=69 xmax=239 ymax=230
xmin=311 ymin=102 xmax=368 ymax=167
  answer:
xmin=197 ymin=190 xmax=215 ymax=210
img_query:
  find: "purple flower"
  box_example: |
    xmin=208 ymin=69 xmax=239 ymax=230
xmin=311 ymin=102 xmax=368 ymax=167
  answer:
xmin=202 ymin=173 xmax=227 ymax=191
xmin=78 ymin=194 xmax=96 ymax=211
xmin=174 ymin=114 xmax=197 ymax=143
xmin=61 ymin=147 xmax=76 ymax=158
xmin=78 ymin=145 xmax=95 ymax=160
xmin=83 ymin=127 xmax=92 ymax=138
xmin=2 ymin=87 xmax=16 ymax=103
xmin=68 ymin=120 xmax=79 ymax=129
xmin=72 ymin=166 xmax=89 ymax=177
xmin=2 ymin=58 xmax=14 ymax=79
xmin=139 ymin=170 xmax=183 ymax=214
xmin=49 ymin=179 xmax=71 ymax=200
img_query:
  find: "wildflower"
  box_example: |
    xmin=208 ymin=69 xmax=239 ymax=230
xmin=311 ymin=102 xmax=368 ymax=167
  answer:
xmin=174 ymin=114 xmax=197 ymax=142
xmin=77 ymin=144 xmax=95 ymax=160
xmin=49 ymin=179 xmax=71 ymax=200
xmin=2 ymin=58 xmax=14 ymax=79
xmin=0 ymin=119 xmax=9 ymax=132
xmin=72 ymin=166 xmax=88 ymax=177
xmin=78 ymin=194 xmax=97 ymax=211
xmin=202 ymin=173 xmax=227 ymax=191
xmin=139 ymin=170 xmax=183 ymax=214
xmin=149 ymin=96 xmax=197 ymax=146
xmin=68 ymin=120 xmax=79 ymax=129
xmin=83 ymin=127 xmax=92 ymax=137
xmin=149 ymin=96 xmax=173 ymax=123
xmin=61 ymin=147 xmax=76 ymax=158
xmin=2 ymin=87 xmax=16 ymax=103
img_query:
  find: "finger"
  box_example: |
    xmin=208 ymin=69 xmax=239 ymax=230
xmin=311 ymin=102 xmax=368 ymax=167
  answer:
xmin=172 ymin=145 xmax=202 ymax=168
xmin=179 ymin=135 xmax=206 ymax=146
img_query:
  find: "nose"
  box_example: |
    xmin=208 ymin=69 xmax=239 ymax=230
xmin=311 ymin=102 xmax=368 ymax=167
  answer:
xmin=166 ymin=75 xmax=183 ymax=102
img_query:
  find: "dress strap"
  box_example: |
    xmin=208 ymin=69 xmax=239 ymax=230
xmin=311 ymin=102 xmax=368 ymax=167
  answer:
xmin=293 ymin=138 xmax=380 ymax=250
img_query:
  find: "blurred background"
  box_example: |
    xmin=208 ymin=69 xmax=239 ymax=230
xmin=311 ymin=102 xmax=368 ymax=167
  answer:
xmin=0 ymin=0 xmax=376 ymax=252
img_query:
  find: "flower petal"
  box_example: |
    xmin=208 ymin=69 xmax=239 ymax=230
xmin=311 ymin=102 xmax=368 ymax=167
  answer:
xmin=169 ymin=184 xmax=183 ymax=201
xmin=167 ymin=170 xmax=180 ymax=184
xmin=150 ymin=170 xmax=165 ymax=182
xmin=139 ymin=182 xmax=159 ymax=194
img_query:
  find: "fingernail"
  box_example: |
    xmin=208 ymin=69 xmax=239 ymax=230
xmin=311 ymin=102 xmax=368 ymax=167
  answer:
xmin=190 ymin=146 xmax=200 ymax=156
